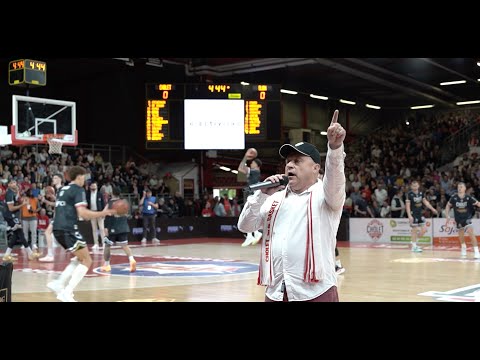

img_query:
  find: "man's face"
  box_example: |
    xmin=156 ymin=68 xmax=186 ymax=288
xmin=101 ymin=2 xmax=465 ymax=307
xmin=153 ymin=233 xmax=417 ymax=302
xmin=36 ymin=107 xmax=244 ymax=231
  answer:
xmin=90 ymin=183 xmax=97 ymax=191
xmin=285 ymin=153 xmax=319 ymax=193
xmin=53 ymin=175 xmax=62 ymax=186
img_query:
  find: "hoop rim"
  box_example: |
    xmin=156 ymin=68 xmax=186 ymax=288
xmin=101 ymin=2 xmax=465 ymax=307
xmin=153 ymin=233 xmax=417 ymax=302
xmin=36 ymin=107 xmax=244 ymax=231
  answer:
xmin=10 ymin=125 xmax=78 ymax=146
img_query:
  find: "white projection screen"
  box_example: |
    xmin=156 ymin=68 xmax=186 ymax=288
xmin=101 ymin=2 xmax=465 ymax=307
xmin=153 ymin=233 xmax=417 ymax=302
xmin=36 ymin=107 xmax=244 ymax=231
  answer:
xmin=184 ymin=99 xmax=245 ymax=150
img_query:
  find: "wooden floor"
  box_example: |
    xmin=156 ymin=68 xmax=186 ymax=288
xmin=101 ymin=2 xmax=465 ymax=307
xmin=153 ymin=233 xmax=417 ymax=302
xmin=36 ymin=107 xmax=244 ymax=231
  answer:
xmin=4 ymin=238 xmax=480 ymax=302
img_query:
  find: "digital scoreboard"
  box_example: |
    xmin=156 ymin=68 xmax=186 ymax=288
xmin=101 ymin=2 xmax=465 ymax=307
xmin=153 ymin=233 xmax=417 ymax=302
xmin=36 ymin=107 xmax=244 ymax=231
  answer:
xmin=8 ymin=59 xmax=47 ymax=87
xmin=145 ymin=83 xmax=281 ymax=150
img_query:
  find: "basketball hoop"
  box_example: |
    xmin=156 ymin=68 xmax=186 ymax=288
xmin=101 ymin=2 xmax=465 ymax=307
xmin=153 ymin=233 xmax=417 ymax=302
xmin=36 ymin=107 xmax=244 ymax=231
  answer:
xmin=44 ymin=134 xmax=64 ymax=154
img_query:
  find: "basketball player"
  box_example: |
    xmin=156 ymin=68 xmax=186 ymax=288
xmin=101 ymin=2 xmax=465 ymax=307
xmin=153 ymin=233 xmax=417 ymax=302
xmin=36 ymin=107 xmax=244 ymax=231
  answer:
xmin=2 ymin=179 xmax=41 ymax=262
xmin=445 ymin=182 xmax=480 ymax=258
xmin=46 ymin=166 xmax=117 ymax=302
xmin=405 ymin=180 xmax=438 ymax=252
xmin=238 ymin=149 xmax=263 ymax=247
xmin=100 ymin=186 xmax=137 ymax=273
xmin=38 ymin=173 xmax=64 ymax=262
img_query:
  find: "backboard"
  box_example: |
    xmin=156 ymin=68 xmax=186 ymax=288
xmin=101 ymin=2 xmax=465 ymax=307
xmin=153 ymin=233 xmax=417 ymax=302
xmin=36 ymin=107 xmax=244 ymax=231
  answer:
xmin=11 ymin=95 xmax=77 ymax=146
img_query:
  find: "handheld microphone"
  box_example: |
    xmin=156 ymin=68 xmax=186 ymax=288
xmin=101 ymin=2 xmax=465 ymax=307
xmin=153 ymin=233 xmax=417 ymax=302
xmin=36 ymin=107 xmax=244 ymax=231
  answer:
xmin=245 ymin=175 xmax=289 ymax=192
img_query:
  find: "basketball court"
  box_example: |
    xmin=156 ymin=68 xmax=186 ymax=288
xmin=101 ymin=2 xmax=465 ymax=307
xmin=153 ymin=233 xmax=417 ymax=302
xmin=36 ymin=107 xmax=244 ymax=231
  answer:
xmin=5 ymin=239 xmax=480 ymax=302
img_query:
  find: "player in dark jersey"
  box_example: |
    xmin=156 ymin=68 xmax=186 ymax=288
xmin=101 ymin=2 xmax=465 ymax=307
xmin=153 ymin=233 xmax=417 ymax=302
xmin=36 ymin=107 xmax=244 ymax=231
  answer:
xmin=46 ymin=166 xmax=116 ymax=302
xmin=38 ymin=173 xmax=64 ymax=262
xmin=405 ymin=180 xmax=438 ymax=252
xmin=2 ymin=179 xmax=42 ymax=262
xmin=445 ymin=182 xmax=480 ymax=258
xmin=238 ymin=148 xmax=263 ymax=247
xmin=100 ymin=186 xmax=137 ymax=273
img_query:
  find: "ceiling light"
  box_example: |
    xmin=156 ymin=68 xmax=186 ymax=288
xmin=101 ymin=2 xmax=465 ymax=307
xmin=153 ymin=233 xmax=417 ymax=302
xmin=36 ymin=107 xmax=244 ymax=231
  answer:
xmin=310 ymin=94 xmax=328 ymax=100
xmin=231 ymin=170 xmax=238 ymax=174
xmin=410 ymin=105 xmax=434 ymax=110
xmin=240 ymin=81 xmax=250 ymax=86
xmin=440 ymin=80 xmax=466 ymax=86
xmin=340 ymin=99 xmax=356 ymax=105
xmin=280 ymin=89 xmax=298 ymax=95
xmin=456 ymin=100 xmax=480 ymax=105
xmin=320 ymin=131 xmax=327 ymax=136
xmin=477 ymin=61 xmax=480 ymax=67
xmin=219 ymin=166 xmax=231 ymax=172
xmin=366 ymin=104 xmax=381 ymax=110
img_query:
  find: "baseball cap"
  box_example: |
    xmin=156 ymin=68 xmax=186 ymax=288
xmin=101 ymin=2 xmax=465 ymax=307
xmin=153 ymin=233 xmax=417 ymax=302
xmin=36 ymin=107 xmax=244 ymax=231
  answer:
xmin=279 ymin=142 xmax=321 ymax=164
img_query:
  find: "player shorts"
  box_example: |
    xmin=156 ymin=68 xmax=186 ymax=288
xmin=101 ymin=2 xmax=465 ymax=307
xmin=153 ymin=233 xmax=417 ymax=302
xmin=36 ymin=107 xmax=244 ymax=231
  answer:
xmin=106 ymin=233 xmax=129 ymax=245
xmin=455 ymin=218 xmax=473 ymax=230
xmin=410 ymin=214 xmax=426 ymax=227
xmin=53 ymin=230 xmax=87 ymax=252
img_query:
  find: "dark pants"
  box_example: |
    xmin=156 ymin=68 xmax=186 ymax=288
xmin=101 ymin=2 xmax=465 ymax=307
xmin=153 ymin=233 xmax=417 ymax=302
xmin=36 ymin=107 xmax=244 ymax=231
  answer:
xmin=265 ymin=286 xmax=339 ymax=302
xmin=142 ymin=214 xmax=157 ymax=240
xmin=7 ymin=229 xmax=28 ymax=249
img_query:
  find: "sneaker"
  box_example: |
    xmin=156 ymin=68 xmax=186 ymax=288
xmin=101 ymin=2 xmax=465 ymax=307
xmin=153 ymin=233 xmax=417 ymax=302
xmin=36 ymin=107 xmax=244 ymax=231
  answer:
xmin=152 ymin=239 xmax=160 ymax=244
xmin=28 ymin=251 xmax=41 ymax=261
xmin=47 ymin=280 xmax=64 ymax=296
xmin=251 ymin=231 xmax=262 ymax=246
xmin=129 ymin=259 xmax=137 ymax=272
xmin=335 ymin=265 xmax=346 ymax=275
xmin=412 ymin=246 xmax=423 ymax=253
xmin=57 ymin=289 xmax=76 ymax=302
xmin=474 ymin=252 xmax=480 ymax=259
xmin=39 ymin=255 xmax=55 ymax=262
xmin=100 ymin=264 xmax=111 ymax=272
xmin=461 ymin=248 xmax=467 ymax=257
xmin=91 ymin=244 xmax=99 ymax=252
xmin=2 ymin=255 xmax=15 ymax=262
xmin=241 ymin=234 xmax=254 ymax=247
xmin=141 ymin=238 xmax=147 ymax=244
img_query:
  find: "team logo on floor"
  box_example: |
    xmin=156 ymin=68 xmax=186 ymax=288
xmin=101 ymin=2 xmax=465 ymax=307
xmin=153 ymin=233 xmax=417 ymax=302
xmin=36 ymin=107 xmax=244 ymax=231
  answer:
xmin=419 ymin=284 xmax=480 ymax=302
xmin=94 ymin=259 xmax=258 ymax=277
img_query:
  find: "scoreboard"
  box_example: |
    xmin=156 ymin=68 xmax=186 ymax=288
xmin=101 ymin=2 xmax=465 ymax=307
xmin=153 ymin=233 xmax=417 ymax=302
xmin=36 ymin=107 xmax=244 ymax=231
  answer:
xmin=145 ymin=83 xmax=281 ymax=149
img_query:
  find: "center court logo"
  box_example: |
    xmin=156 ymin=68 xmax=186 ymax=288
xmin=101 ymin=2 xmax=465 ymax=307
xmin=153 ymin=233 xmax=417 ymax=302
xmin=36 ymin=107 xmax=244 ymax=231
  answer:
xmin=366 ymin=219 xmax=384 ymax=241
xmin=94 ymin=259 xmax=258 ymax=277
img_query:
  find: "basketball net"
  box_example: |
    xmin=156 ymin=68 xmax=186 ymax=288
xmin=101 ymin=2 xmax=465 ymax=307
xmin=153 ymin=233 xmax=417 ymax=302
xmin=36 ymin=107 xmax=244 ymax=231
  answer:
xmin=44 ymin=134 xmax=64 ymax=154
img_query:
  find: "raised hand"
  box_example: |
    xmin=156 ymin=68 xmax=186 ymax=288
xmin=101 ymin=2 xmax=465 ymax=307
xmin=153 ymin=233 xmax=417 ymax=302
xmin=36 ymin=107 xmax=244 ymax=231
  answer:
xmin=327 ymin=110 xmax=346 ymax=150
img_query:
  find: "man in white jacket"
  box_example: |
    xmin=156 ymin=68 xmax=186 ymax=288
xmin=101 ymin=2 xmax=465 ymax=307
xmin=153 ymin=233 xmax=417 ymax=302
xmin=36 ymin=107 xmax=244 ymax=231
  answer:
xmin=238 ymin=110 xmax=346 ymax=302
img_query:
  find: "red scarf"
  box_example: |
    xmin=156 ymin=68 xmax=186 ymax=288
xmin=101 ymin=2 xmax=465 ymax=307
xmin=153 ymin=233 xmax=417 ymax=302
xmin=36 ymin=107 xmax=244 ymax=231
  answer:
xmin=258 ymin=189 xmax=323 ymax=286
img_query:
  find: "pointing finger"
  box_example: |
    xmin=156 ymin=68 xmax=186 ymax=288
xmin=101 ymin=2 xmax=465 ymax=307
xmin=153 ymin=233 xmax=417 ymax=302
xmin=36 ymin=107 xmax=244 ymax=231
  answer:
xmin=330 ymin=110 xmax=339 ymax=126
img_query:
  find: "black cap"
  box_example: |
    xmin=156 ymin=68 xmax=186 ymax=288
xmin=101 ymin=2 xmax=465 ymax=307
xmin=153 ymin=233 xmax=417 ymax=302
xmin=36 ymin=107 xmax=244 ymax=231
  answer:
xmin=279 ymin=142 xmax=321 ymax=164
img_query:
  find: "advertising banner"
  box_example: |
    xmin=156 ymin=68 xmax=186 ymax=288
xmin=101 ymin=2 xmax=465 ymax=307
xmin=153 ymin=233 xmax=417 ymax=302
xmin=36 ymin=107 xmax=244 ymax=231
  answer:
xmin=349 ymin=218 xmax=433 ymax=244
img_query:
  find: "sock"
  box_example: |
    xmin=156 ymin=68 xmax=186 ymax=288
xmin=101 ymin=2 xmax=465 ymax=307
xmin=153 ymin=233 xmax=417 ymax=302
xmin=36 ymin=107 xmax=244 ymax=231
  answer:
xmin=47 ymin=247 xmax=54 ymax=257
xmin=461 ymin=243 xmax=467 ymax=250
xmin=5 ymin=248 xmax=12 ymax=256
xmin=474 ymin=246 xmax=479 ymax=254
xmin=336 ymin=259 xmax=342 ymax=267
xmin=57 ymin=258 xmax=80 ymax=286
xmin=411 ymin=242 xmax=417 ymax=248
xmin=129 ymin=256 xmax=135 ymax=262
xmin=104 ymin=260 xmax=110 ymax=266
xmin=26 ymin=247 xmax=33 ymax=256
xmin=64 ymin=264 xmax=89 ymax=294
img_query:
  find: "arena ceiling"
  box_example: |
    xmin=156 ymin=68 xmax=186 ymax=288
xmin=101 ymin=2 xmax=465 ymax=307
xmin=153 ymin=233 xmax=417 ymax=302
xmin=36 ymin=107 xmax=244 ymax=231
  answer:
xmin=163 ymin=57 xmax=480 ymax=110
xmin=2 ymin=57 xmax=480 ymax=110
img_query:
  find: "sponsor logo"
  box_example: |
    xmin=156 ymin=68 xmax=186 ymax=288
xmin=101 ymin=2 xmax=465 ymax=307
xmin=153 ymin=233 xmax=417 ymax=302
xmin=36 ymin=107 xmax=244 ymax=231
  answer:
xmin=419 ymin=284 xmax=480 ymax=302
xmin=93 ymin=259 xmax=258 ymax=277
xmin=438 ymin=224 xmax=458 ymax=235
xmin=366 ymin=219 xmax=384 ymax=241
xmin=220 ymin=225 xmax=238 ymax=232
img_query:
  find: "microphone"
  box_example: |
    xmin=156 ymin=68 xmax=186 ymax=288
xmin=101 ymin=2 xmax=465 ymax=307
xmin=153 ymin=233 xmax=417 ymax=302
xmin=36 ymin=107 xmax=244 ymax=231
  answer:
xmin=245 ymin=175 xmax=289 ymax=192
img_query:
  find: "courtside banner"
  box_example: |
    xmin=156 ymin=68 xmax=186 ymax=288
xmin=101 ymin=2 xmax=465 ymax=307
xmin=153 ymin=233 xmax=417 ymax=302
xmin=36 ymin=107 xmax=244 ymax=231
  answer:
xmin=432 ymin=218 xmax=480 ymax=246
xmin=349 ymin=218 xmax=432 ymax=244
